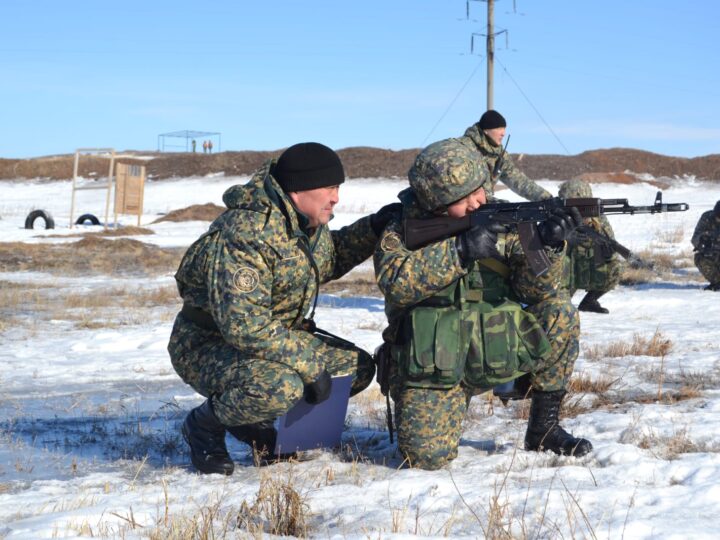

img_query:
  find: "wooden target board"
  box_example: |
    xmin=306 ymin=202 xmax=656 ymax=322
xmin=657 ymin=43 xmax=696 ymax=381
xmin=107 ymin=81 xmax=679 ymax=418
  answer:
xmin=114 ymin=163 xmax=146 ymax=225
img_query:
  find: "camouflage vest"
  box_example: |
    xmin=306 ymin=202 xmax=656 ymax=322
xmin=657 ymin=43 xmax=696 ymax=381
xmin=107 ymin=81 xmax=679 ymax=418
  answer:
xmin=392 ymin=260 xmax=551 ymax=390
xmin=568 ymin=241 xmax=615 ymax=291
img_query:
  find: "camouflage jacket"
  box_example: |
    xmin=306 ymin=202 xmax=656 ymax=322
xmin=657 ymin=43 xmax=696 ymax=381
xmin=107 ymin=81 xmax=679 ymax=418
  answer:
xmin=374 ymin=188 xmax=568 ymax=341
xmin=691 ymin=210 xmax=720 ymax=258
xmin=459 ymin=123 xmax=551 ymax=201
xmin=565 ymin=215 xmax=621 ymax=291
xmin=172 ymin=162 xmax=378 ymax=383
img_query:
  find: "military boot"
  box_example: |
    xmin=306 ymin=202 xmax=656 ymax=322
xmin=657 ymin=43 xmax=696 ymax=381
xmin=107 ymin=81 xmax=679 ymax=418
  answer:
xmin=227 ymin=422 xmax=297 ymax=465
xmin=704 ymin=282 xmax=720 ymax=291
xmin=524 ymin=390 xmax=593 ymax=457
xmin=182 ymin=399 xmax=234 ymax=475
xmin=578 ymin=291 xmax=609 ymax=314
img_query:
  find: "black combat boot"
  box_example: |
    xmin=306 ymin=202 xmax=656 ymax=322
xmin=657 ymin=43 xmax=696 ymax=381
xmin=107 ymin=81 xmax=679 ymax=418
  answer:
xmin=182 ymin=399 xmax=234 ymax=475
xmin=227 ymin=422 xmax=297 ymax=465
xmin=704 ymin=282 xmax=720 ymax=291
xmin=524 ymin=390 xmax=593 ymax=457
xmin=578 ymin=291 xmax=609 ymax=314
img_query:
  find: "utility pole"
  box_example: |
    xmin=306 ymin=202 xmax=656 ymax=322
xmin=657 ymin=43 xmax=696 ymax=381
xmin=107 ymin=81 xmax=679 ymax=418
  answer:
xmin=486 ymin=0 xmax=495 ymax=109
xmin=468 ymin=0 xmax=509 ymax=110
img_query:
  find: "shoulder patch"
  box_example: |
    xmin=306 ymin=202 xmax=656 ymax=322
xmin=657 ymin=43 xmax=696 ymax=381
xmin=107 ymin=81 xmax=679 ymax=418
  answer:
xmin=233 ymin=267 xmax=260 ymax=293
xmin=381 ymin=232 xmax=403 ymax=252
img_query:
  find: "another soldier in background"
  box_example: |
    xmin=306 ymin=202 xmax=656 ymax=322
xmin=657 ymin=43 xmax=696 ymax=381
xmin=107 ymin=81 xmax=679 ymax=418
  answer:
xmin=459 ymin=109 xmax=552 ymax=201
xmin=373 ymin=137 xmax=591 ymax=470
xmin=691 ymin=200 xmax=720 ymax=291
xmin=168 ymin=142 xmax=398 ymax=475
xmin=559 ymin=180 xmax=622 ymax=313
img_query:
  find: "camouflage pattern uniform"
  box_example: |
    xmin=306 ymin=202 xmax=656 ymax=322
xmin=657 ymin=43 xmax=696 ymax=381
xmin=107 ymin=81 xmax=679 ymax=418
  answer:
xmin=373 ymin=138 xmax=579 ymax=469
xmin=691 ymin=205 xmax=720 ymax=288
xmin=559 ymin=180 xmax=622 ymax=296
xmin=168 ymin=162 xmax=376 ymax=427
xmin=459 ymin=123 xmax=552 ymax=201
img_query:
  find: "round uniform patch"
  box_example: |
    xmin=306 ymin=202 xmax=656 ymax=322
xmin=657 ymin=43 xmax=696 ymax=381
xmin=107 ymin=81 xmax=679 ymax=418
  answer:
xmin=381 ymin=232 xmax=403 ymax=252
xmin=233 ymin=267 xmax=260 ymax=293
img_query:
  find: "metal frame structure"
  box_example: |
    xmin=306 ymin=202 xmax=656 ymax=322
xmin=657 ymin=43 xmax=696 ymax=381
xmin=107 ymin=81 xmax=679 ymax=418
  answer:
xmin=157 ymin=130 xmax=222 ymax=152
xmin=69 ymin=148 xmax=116 ymax=229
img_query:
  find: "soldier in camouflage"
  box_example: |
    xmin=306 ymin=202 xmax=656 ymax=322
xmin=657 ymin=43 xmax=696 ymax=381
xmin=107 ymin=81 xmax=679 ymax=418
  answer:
xmin=559 ymin=180 xmax=623 ymax=313
xmin=168 ymin=142 xmax=398 ymax=475
xmin=459 ymin=110 xmax=552 ymax=202
xmin=373 ymin=137 xmax=591 ymax=470
xmin=691 ymin=200 xmax=720 ymax=291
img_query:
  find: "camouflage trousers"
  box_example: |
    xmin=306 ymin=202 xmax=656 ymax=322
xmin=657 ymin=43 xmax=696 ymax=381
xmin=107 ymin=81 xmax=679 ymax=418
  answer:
xmin=387 ymin=296 xmax=579 ymax=470
xmin=168 ymin=316 xmax=375 ymax=426
xmin=525 ymin=296 xmax=580 ymax=392
xmin=695 ymin=252 xmax=720 ymax=285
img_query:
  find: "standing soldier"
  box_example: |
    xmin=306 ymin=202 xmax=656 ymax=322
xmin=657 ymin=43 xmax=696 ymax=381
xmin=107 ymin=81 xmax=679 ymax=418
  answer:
xmin=168 ymin=142 xmax=399 ymax=474
xmin=208 ymin=140 xmax=214 ymax=154
xmin=459 ymin=110 xmax=552 ymax=202
xmin=691 ymin=200 xmax=720 ymax=290
xmin=202 ymin=140 xmax=209 ymax=154
xmin=373 ymin=137 xmax=591 ymax=470
xmin=559 ymin=180 xmax=623 ymax=313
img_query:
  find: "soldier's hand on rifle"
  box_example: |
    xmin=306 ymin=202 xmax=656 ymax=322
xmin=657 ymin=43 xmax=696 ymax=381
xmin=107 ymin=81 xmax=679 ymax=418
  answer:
xmin=538 ymin=206 xmax=583 ymax=249
xmin=370 ymin=203 xmax=403 ymax=236
xmin=304 ymin=369 xmax=332 ymax=404
xmin=456 ymin=222 xmax=507 ymax=265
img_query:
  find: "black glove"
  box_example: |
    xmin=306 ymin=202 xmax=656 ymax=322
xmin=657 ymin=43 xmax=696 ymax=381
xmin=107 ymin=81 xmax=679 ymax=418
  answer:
xmin=537 ymin=207 xmax=583 ymax=249
xmin=369 ymin=202 xmax=403 ymax=236
xmin=303 ymin=369 xmax=332 ymax=404
xmin=455 ymin=222 xmax=506 ymax=265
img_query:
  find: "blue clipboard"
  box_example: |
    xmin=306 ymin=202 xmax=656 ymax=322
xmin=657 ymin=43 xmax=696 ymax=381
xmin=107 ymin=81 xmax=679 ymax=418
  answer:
xmin=274 ymin=375 xmax=353 ymax=454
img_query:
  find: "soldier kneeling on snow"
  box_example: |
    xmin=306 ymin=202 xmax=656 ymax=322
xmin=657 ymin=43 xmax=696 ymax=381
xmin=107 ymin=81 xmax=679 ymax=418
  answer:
xmin=691 ymin=200 xmax=720 ymax=291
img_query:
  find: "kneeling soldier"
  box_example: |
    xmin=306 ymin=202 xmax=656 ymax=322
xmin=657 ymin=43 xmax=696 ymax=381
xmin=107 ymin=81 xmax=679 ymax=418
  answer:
xmin=373 ymin=138 xmax=592 ymax=470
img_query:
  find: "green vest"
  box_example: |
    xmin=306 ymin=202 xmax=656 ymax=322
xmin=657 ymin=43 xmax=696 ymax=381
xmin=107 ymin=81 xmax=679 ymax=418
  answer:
xmin=568 ymin=242 xmax=615 ymax=291
xmin=392 ymin=260 xmax=551 ymax=390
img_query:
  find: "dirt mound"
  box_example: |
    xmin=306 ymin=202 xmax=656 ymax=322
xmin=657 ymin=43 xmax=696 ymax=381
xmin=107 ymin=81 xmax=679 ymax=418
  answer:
xmin=152 ymin=203 xmax=225 ymax=223
xmin=2 ymin=147 xmax=719 ymax=182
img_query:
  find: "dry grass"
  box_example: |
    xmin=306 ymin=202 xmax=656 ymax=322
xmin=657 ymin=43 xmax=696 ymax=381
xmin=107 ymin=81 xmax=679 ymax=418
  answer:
xmin=0 ymin=238 xmax=183 ymax=276
xmin=584 ymin=329 xmax=672 ymax=359
xmin=152 ymin=203 xmax=225 ymax=223
xmin=636 ymin=426 xmax=713 ymax=460
xmin=322 ymin=270 xmax=382 ymax=298
xmin=237 ymin=472 xmax=310 ymax=537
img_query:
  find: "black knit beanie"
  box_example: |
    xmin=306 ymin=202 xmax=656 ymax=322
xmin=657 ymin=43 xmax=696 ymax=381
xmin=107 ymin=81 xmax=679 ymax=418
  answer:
xmin=714 ymin=200 xmax=720 ymax=217
xmin=478 ymin=110 xmax=507 ymax=130
xmin=272 ymin=142 xmax=345 ymax=192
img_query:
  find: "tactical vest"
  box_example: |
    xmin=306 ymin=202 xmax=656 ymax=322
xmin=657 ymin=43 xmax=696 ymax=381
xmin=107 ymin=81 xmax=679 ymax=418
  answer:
xmin=392 ymin=260 xmax=551 ymax=390
xmin=568 ymin=241 xmax=614 ymax=291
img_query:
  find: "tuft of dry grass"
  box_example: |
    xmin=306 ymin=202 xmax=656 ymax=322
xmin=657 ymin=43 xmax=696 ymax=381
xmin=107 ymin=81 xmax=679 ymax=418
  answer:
xmin=584 ymin=329 xmax=672 ymax=359
xmin=237 ymin=473 xmax=310 ymax=537
xmin=0 ymin=238 xmax=183 ymax=276
xmin=152 ymin=203 xmax=225 ymax=223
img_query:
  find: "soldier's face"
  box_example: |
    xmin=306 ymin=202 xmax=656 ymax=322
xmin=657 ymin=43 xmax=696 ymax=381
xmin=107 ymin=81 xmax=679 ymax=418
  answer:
xmin=484 ymin=127 xmax=506 ymax=146
xmin=447 ymin=187 xmax=487 ymax=218
xmin=289 ymin=185 xmax=341 ymax=228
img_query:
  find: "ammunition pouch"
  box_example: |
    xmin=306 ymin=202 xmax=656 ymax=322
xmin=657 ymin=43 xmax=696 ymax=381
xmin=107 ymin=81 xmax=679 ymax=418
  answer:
xmin=392 ymin=269 xmax=550 ymax=391
xmin=570 ymin=242 xmax=616 ymax=291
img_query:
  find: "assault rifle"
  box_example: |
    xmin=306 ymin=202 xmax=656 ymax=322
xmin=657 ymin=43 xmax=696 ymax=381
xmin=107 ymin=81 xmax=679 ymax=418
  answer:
xmin=573 ymin=226 xmax=654 ymax=270
xmin=404 ymin=191 xmax=689 ymax=276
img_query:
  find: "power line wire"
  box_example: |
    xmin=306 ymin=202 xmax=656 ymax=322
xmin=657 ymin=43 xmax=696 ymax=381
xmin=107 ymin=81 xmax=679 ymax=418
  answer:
xmin=420 ymin=57 xmax=485 ymax=147
xmin=496 ymin=57 xmax=571 ymax=155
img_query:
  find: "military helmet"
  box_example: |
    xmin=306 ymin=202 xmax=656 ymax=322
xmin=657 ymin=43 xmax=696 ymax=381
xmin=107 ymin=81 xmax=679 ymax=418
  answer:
xmin=559 ymin=179 xmax=593 ymax=199
xmin=408 ymin=138 xmax=489 ymax=212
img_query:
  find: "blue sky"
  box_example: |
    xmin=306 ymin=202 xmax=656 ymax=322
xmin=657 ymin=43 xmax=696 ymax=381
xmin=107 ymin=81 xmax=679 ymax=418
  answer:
xmin=2 ymin=0 xmax=719 ymax=159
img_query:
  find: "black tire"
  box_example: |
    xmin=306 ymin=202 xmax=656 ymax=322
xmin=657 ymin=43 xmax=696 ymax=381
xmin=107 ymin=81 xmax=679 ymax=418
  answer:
xmin=24 ymin=209 xmax=55 ymax=230
xmin=75 ymin=213 xmax=101 ymax=226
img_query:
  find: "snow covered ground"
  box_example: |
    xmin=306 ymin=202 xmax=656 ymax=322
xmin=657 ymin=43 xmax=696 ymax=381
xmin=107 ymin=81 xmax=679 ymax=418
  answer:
xmin=1 ymin=172 xmax=719 ymax=539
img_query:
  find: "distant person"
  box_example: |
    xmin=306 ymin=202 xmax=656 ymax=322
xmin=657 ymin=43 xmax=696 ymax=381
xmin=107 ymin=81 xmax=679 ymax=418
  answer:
xmin=208 ymin=140 xmax=214 ymax=154
xmin=559 ymin=180 xmax=623 ymax=313
xmin=168 ymin=142 xmax=401 ymax=474
xmin=459 ymin=110 xmax=552 ymax=202
xmin=691 ymin=200 xmax=720 ymax=291
xmin=192 ymin=139 xmax=197 ymax=153
xmin=202 ymin=140 xmax=209 ymax=154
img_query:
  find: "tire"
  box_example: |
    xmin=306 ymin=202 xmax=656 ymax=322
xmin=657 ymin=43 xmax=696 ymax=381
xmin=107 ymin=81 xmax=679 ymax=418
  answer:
xmin=24 ymin=209 xmax=55 ymax=230
xmin=75 ymin=213 xmax=101 ymax=226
